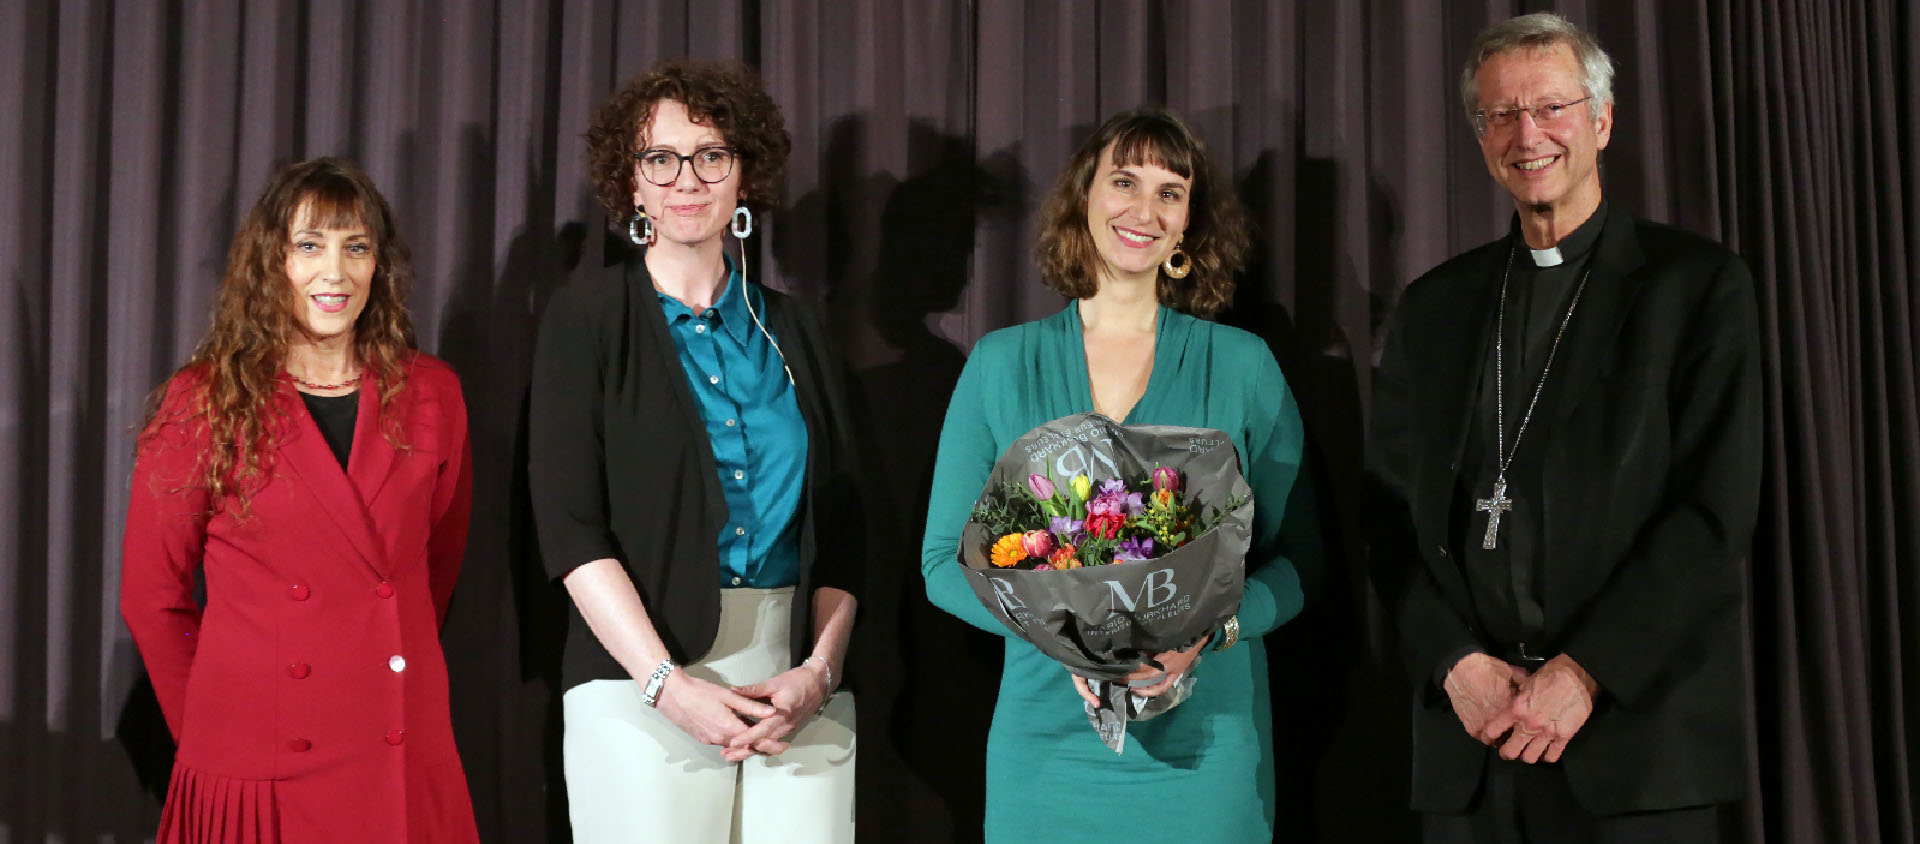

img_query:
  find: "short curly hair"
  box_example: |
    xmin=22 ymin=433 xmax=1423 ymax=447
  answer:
xmin=585 ymin=59 xmax=792 ymax=224
xmin=1035 ymin=108 xmax=1249 ymax=319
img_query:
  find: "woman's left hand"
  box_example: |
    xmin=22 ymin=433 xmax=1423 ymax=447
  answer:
xmin=726 ymin=660 xmax=833 ymax=761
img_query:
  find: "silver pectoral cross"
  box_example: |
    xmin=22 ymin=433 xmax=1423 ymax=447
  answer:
xmin=1476 ymin=477 xmax=1513 ymax=550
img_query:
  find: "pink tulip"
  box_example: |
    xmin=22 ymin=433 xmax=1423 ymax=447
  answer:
xmin=1152 ymin=466 xmax=1181 ymax=493
xmin=1028 ymin=473 xmax=1056 ymax=500
xmin=1020 ymin=529 xmax=1054 ymax=558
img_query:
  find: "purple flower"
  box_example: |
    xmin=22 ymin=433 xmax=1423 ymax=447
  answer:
xmin=1027 ymin=473 xmax=1055 ymax=500
xmin=1122 ymin=491 xmax=1145 ymax=516
xmin=1114 ymin=535 xmax=1156 ymax=562
xmin=1050 ymin=516 xmax=1085 ymax=542
xmin=1099 ymin=478 xmax=1127 ymax=496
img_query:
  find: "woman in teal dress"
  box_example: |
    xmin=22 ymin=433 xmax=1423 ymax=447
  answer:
xmin=920 ymin=109 xmax=1321 ymax=841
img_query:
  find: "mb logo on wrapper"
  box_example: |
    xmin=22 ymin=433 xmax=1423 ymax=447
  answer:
xmin=987 ymin=567 xmax=1187 ymax=626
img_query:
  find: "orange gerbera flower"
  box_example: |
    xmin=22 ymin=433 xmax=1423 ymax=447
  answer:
xmin=990 ymin=533 xmax=1027 ymax=568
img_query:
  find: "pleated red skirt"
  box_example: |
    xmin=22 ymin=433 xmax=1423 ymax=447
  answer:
xmin=156 ymin=767 xmax=276 ymax=843
xmin=155 ymin=760 xmax=480 ymax=844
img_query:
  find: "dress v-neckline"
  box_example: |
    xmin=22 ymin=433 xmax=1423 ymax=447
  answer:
xmin=1069 ymin=302 xmax=1164 ymax=425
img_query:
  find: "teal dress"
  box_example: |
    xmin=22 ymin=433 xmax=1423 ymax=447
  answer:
xmin=920 ymin=304 xmax=1320 ymax=842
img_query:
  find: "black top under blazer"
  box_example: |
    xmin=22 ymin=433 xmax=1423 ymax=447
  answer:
xmin=1370 ymin=208 xmax=1763 ymax=815
xmin=529 ymin=243 xmax=864 ymax=693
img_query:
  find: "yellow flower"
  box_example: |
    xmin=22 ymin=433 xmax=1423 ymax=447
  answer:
xmin=990 ymin=533 xmax=1027 ymax=568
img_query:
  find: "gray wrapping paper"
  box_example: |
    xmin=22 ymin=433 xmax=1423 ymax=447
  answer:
xmin=958 ymin=413 xmax=1254 ymax=751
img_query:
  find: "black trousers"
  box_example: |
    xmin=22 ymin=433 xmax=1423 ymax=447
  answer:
xmin=1422 ymin=758 xmax=1726 ymax=844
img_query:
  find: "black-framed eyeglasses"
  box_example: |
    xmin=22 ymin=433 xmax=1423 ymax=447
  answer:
xmin=1473 ymin=96 xmax=1593 ymax=135
xmin=632 ymin=146 xmax=737 ymax=186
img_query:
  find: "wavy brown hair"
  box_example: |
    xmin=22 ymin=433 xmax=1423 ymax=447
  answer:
xmin=1035 ymin=108 xmax=1250 ymax=318
xmin=584 ymin=59 xmax=792 ymax=224
xmin=140 ymin=157 xmax=416 ymax=514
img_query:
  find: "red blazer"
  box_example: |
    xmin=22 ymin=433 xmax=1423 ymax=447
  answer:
xmin=121 ymin=354 xmax=476 ymax=843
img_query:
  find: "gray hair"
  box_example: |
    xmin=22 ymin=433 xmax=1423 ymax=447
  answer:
xmin=1460 ymin=12 xmax=1615 ymax=122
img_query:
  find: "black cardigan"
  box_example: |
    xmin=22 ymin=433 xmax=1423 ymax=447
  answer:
xmin=529 ymin=245 xmax=864 ymax=692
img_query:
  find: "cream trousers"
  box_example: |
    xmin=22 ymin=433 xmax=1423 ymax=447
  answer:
xmin=563 ymin=586 xmax=856 ymax=843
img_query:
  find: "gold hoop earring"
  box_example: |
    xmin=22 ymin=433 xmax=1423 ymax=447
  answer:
xmin=1163 ymin=245 xmax=1192 ymax=279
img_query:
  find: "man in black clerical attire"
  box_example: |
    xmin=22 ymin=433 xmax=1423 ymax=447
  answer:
xmin=1371 ymin=12 xmax=1762 ymax=842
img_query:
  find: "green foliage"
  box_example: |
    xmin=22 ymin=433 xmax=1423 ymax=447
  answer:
xmin=1201 ymin=493 xmax=1250 ymax=533
xmin=1076 ymin=536 xmax=1118 ymax=568
xmin=971 ymin=482 xmax=1045 ymax=537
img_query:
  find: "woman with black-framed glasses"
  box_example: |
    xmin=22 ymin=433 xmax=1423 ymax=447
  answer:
xmin=529 ymin=60 xmax=863 ymax=842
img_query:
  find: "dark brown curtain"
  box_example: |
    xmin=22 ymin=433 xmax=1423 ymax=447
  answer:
xmin=1 ymin=1 xmax=1911 ymax=842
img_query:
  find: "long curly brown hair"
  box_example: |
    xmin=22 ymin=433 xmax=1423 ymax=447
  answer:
xmin=140 ymin=157 xmax=416 ymax=514
xmin=1035 ymin=108 xmax=1250 ymax=318
xmin=584 ymin=59 xmax=791 ymax=224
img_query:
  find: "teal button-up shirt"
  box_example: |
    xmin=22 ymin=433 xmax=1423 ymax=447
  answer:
xmin=655 ymin=260 xmax=807 ymax=587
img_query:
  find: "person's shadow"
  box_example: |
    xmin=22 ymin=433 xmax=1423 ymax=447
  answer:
xmin=434 ymin=134 xmax=590 ymax=842
xmin=1226 ymin=143 xmax=1417 ymax=842
xmin=775 ymin=116 xmax=1023 ymax=842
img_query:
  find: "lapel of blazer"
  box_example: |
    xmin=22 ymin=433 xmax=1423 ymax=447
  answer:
xmin=629 ymin=255 xmax=730 ymax=522
xmin=1436 ymin=245 xmax=1508 ymax=473
xmin=1539 ymin=208 xmax=1649 ymax=441
xmin=1407 ymin=244 xmax=1505 ymax=609
xmin=767 ymin=293 xmax=827 ymax=465
xmin=347 ymin=371 xmax=399 ymax=512
xmin=276 ymin=377 xmax=392 ymax=579
xmin=768 ymin=292 xmax=828 ymax=546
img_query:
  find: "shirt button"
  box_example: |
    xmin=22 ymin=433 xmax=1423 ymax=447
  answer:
xmin=733 ymin=470 xmax=745 ymax=480
xmin=374 ymin=582 xmax=394 ymax=599
xmin=695 ymin=324 xmax=707 ymax=334
xmin=288 ymin=738 xmax=312 ymax=752
xmin=385 ymin=729 xmax=406 ymax=746
xmin=389 ymin=655 xmax=407 ymax=673
xmin=288 ymin=662 xmax=311 ymax=679
xmin=709 ymin=375 xmax=720 ymax=385
xmin=288 ymin=584 xmax=310 ymax=601
xmin=725 ymin=419 xmax=736 ymax=427
xmin=735 ymin=527 xmax=747 ymax=536
xmin=730 ymin=576 xmax=743 ymax=586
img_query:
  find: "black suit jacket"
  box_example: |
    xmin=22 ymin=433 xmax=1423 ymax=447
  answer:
xmin=1370 ymin=208 xmax=1762 ymax=814
xmin=529 ymin=243 xmax=865 ymax=693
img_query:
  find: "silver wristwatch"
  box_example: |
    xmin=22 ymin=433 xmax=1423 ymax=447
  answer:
xmin=641 ymin=657 xmax=678 ymax=707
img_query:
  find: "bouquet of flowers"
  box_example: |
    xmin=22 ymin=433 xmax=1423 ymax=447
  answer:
xmin=957 ymin=413 xmax=1254 ymax=751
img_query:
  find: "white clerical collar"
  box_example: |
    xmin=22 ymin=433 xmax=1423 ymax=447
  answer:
xmin=1529 ymin=245 xmax=1564 ymax=267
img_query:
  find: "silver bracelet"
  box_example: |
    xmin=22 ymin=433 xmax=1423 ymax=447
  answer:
xmin=641 ymin=657 xmax=677 ymax=708
xmin=802 ymin=655 xmax=834 ymax=693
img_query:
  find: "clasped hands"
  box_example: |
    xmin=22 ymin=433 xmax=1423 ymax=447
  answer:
xmin=1443 ymin=651 xmax=1598 ymax=764
xmin=654 ymin=660 xmax=834 ymax=763
xmin=1070 ymin=636 xmax=1209 ymax=707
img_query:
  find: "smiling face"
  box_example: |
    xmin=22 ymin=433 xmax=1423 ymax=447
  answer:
xmin=631 ymin=98 xmax=741 ymax=248
xmin=1474 ymin=43 xmax=1612 ymax=215
xmin=1084 ymin=142 xmax=1192 ymax=287
xmin=283 ymin=204 xmax=375 ymax=341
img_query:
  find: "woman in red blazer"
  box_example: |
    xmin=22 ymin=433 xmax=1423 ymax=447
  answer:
xmin=120 ymin=157 xmax=478 ymax=843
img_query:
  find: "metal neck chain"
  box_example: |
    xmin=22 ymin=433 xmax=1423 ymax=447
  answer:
xmin=287 ymin=371 xmax=361 ymax=391
xmin=1493 ymin=245 xmax=1592 ymax=477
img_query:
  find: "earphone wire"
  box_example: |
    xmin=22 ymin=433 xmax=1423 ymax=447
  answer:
xmin=737 ymin=231 xmax=796 ymax=387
